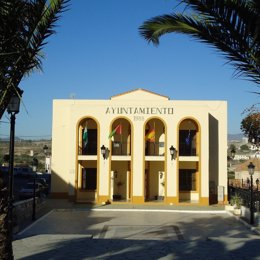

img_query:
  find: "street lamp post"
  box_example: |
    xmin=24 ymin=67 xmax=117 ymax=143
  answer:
xmin=43 ymin=145 xmax=48 ymax=155
xmin=32 ymin=157 xmax=38 ymax=221
xmin=248 ymin=162 xmax=255 ymax=225
xmin=43 ymin=145 xmax=49 ymax=173
xmin=7 ymin=93 xmax=21 ymax=245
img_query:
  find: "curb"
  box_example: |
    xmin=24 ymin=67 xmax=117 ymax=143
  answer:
xmin=15 ymin=209 xmax=54 ymax=237
xmin=226 ymin=211 xmax=260 ymax=235
xmin=92 ymin=208 xmax=227 ymax=214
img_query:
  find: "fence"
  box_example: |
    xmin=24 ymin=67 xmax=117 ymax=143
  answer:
xmin=229 ymin=179 xmax=260 ymax=190
xmin=228 ymin=185 xmax=260 ymax=211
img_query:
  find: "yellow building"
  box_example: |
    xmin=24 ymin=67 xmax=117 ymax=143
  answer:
xmin=51 ymin=89 xmax=228 ymax=205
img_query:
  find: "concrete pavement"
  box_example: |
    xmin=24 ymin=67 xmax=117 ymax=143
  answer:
xmin=13 ymin=200 xmax=260 ymax=260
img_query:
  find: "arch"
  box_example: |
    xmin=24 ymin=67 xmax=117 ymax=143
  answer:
xmin=77 ymin=117 xmax=99 ymax=156
xmin=109 ymin=117 xmax=133 ymax=156
xmin=143 ymin=117 xmax=167 ymax=202
xmin=75 ymin=116 xmax=100 ymax=203
xmin=144 ymin=117 xmax=167 ymax=156
xmin=109 ymin=117 xmax=133 ymax=202
xmin=177 ymin=117 xmax=201 ymax=203
xmin=178 ymin=118 xmax=200 ymax=156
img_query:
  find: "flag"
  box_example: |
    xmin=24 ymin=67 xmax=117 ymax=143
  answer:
xmin=185 ymin=130 xmax=191 ymax=145
xmin=108 ymin=124 xmax=122 ymax=139
xmin=145 ymin=129 xmax=155 ymax=142
xmin=83 ymin=126 xmax=88 ymax=147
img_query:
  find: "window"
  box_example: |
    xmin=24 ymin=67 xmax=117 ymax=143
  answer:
xmin=82 ymin=168 xmax=97 ymax=190
xmin=179 ymin=169 xmax=196 ymax=191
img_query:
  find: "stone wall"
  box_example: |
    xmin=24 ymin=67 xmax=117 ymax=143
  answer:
xmin=13 ymin=198 xmax=43 ymax=233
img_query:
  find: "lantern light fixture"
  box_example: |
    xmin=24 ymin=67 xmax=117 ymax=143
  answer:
xmin=101 ymin=145 xmax=106 ymax=160
xmin=248 ymin=162 xmax=255 ymax=176
xmin=169 ymin=145 xmax=177 ymax=160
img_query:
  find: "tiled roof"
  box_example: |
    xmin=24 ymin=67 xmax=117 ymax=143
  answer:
xmin=110 ymin=88 xmax=169 ymax=100
xmin=235 ymin=158 xmax=260 ymax=172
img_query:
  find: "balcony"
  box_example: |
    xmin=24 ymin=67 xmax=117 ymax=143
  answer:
xmin=179 ymin=142 xmax=197 ymax=156
xmin=145 ymin=142 xmax=165 ymax=156
xmin=78 ymin=141 xmax=97 ymax=156
xmin=112 ymin=141 xmax=131 ymax=156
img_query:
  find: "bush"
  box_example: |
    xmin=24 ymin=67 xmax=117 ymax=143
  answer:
xmin=230 ymin=193 xmax=242 ymax=209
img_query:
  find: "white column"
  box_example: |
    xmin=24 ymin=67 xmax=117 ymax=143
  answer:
xmin=127 ymin=171 xmax=130 ymax=200
xmin=111 ymin=171 xmax=115 ymax=200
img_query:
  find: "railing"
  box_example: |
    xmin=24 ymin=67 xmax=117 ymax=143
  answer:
xmin=78 ymin=141 xmax=97 ymax=155
xmin=179 ymin=142 xmax=197 ymax=156
xmin=112 ymin=141 xmax=131 ymax=156
xmin=145 ymin=142 xmax=165 ymax=156
xmin=228 ymin=186 xmax=260 ymax=211
xmin=229 ymin=179 xmax=259 ymax=191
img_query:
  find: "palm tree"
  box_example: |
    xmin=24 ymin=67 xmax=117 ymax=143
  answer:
xmin=0 ymin=1 xmax=68 ymax=259
xmin=0 ymin=0 xmax=69 ymax=119
xmin=139 ymin=0 xmax=260 ymax=90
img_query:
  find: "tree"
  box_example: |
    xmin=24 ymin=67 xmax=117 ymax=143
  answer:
xmin=139 ymin=0 xmax=260 ymax=90
xmin=229 ymin=144 xmax=236 ymax=153
xmin=3 ymin=155 xmax=10 ymax=164
xmin=0 ymin=0 xmax=69 ymax=119
xmin=240 ymin=144 xmax=249 ymax=151
xmin=240 ymin=112 xmax=260 ymax=145
xmin=0 ymin=1 xmax=69 ymax=259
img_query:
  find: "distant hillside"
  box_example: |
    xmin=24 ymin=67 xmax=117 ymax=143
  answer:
xmin=1 ymin=138 xmax=51 ymax=151
xmin=1 ymin=135 xmax=244 ymax=142
xmin=228 ymin=133 xmax=244 ymax=141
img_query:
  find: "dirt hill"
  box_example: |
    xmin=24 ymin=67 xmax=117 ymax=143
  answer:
xmin=0 ymin=139 xmax=51 ymax=171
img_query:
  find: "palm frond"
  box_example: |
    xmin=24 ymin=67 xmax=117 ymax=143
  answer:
xmin=0 ymin=0 xmax=69 ymax=118
xmin=139 ymin=0 xmax=260 ymax=86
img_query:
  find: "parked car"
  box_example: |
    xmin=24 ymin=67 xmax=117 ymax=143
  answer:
xmin=19 ymin=182 xmax=45 ymax=200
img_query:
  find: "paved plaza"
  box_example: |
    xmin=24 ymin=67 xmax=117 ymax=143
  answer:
xmin=13 ymin=201 xmax=260 ymax=259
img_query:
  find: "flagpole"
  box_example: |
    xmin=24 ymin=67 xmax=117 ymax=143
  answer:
xmin=154 ymin=121 xmax=156 ymax=155
xmin=120 ymin=123 xmax=123 ymax=155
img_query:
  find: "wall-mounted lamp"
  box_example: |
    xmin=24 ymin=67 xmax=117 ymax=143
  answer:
xmin=101 ymin=145 xmax=106 ymax=160
xmin=169 ymin=145 xmax=177 ymax=160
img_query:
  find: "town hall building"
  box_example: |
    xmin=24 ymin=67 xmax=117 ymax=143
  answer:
xmin=51 ymin=89 xmax=228 ymax=205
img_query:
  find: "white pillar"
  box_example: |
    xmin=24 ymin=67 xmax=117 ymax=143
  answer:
xmin=111 ymin=171 xmax=115 ymax=200
xmin=127 ymin=171 xmax=130 ymax=200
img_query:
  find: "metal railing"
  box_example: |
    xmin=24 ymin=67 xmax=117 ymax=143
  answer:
xmin=112 ymin=141 xmax=131 ymax=156
xmin=179 ymin=142 xmax=197 ymax=156
xmin=78 ymin=142 xmax=97 ymax=155
xmin=145 ymin=142 xmax=165 ymax=156
xmin=228 ymin=185 xmax=260 ymax=211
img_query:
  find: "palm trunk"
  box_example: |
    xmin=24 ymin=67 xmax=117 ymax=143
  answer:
xmin=0 ymin=185 xmax=13 ymax=260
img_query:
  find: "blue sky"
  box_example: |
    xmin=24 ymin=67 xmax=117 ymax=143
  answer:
xmin=0 ymin=0 xmax=259 ymax=139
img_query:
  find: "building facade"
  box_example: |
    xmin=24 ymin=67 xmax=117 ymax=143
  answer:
xmin=51 ymin=89 xmax=228 ymax=205
xmin=234 ymin=158 xmax=260 ymax=182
